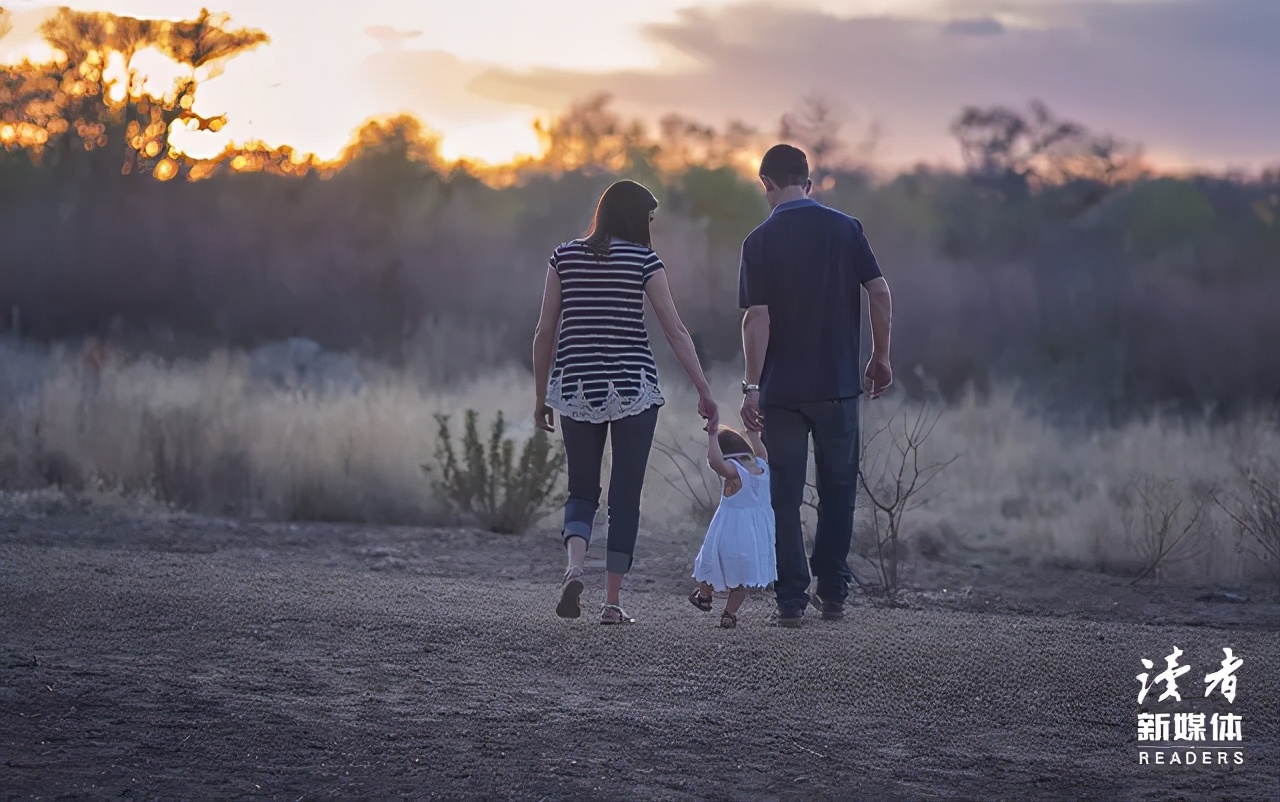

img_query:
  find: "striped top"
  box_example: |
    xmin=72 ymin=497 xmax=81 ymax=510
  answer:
xmin=546 ymin=238 xmax=666 ymax=423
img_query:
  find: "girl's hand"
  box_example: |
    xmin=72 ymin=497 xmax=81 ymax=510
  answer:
xmin=535 ymin=401 xmax=555 ymax=433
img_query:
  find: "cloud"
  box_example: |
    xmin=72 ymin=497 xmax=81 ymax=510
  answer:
xmin=943 ymin=17 xmax=1005 ymax=36
xmin=357 ymin=48 xmax=537 ymax=124
xmin=364 ymin=25 xmax=423 ymax=51
xmin=457 ymin=0 xmax=1280 ymax=169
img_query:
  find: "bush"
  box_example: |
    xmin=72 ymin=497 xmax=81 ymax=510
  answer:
xmin=427 ymin=409 xmax=564 ymax=534
xmin=1214 ymin=458 xmax=1280 ymax=589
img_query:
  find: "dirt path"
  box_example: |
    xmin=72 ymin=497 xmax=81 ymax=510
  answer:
xmin=2 ymin=511 xmax=1278 ymax=801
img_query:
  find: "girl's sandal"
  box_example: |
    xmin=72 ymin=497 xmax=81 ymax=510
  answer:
xmin=720 ymin=610 xmax=738 ymax=629
xmin=688 ymin=588 xmax=714 ymax=612
xmin=556 ymin=567 xmax=585 ymax=619
xmin=600 ymin=604 xmax=635 ymax=625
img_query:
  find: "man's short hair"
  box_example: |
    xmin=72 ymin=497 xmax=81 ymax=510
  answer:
xmin=759 ymin=144 xmax=809 ymax=188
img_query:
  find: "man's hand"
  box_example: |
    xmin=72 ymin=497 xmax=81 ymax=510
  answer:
xmin=740 ymin=390 xmax=764 ymax=432
xmin=535 ymin=400 xmax=555 ymax=432
xmin=865 ymin=355 xmax=893 ymax=399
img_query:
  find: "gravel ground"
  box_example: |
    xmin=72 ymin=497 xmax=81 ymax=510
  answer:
xmin=2 ymin=509 xmax=1277 ymax=801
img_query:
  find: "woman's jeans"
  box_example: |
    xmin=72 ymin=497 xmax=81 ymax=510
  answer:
xmin=559 ymin=405 xmax=659 ymax=575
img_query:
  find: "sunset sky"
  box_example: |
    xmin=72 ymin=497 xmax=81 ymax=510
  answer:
xmin=1 ymin=0 xmax=1276 ymax=171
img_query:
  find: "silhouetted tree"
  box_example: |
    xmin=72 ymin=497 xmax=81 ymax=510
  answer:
xmin=950 ymin=100 xmax=1142 ymax=201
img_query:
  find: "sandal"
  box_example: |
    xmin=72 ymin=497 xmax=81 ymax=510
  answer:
xmin=688 ymin=588 xmax=714 ymax=612
xmin=556 ymin=567 xmax=585 ymax=619
xmin=720 ymin=610 xmax=738 ymax=629
xmin=599 ymin=604 xmax=635 ymax=625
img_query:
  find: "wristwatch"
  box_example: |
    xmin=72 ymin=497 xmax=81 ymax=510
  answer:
xmin=741 ymin=381 xmax=760 ymax=395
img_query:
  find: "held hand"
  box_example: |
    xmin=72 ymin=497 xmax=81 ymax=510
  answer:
xmin=865 ymin=355 xmax=893 ymax=399
xmin=698 ymin=394 xmax=719 ymax=433
xmin=740 ymin=391 xmax=764 ymax=433
xmin=535 ymin=401 xmax=556 ymax=433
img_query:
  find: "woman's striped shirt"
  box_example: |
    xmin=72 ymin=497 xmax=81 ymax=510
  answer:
xmin=546 ymin=238 xmax=666 ymax=423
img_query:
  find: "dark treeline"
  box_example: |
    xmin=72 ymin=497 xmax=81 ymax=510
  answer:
xmin=2 ymin=7 xmax=1278 ymax=420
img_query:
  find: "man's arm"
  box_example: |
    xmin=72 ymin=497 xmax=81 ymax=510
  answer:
xmin=738 ymin=232 xmax=769 ymax=431
xmin=741 ymin=305 xmax=769 ymax=431
xmin=863 ymin=276 xmax=893 ymax=398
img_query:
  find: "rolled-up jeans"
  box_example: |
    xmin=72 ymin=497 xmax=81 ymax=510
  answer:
xmin=559 ymin=405 xmax=660 ymax=575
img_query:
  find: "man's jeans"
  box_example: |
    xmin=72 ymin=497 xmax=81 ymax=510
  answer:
xmin=763 ymin=397 xmax=861 ymax=610
xmin=559 ymin=405 xmax=660 ymax=575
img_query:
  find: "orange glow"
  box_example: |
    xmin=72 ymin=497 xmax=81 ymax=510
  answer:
xmin=153 ymin=158 xmax=177 ymax=180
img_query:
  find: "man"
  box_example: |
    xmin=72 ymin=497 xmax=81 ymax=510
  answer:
xmin=738 ymin=144 xmax=894 ymax=626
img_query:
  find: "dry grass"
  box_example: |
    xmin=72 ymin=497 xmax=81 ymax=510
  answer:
xmin=1 ymin=338 xmax=1276 ymax=585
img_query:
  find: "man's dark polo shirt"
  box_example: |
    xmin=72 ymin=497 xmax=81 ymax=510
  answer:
xmin=738 ymin=198 xmax=883 ymax=406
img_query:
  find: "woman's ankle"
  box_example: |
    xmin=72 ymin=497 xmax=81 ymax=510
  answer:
xmin=564 ymin=536 xmax=587 ymax=571
xmin=605 ymin=570 xmax=623 ymax=605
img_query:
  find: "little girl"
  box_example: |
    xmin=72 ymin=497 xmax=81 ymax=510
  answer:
xmin=689 ymin=425 xmax=777 ymax=628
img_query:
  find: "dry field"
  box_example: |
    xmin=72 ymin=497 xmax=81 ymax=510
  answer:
xmin=2 ymin=339 xmax=1278 ymax=799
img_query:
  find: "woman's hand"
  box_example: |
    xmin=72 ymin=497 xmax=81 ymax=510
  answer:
xmin=535 ymin=400 xmax=556 ymax=433
xmin=699 ymin=393 xmax=719 ymax=433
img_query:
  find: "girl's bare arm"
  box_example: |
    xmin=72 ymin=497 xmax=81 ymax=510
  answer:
xmin=706 ymin=427 xmax=738 ymax=480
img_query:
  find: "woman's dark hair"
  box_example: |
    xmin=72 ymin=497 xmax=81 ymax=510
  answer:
xmin=583 ymin=180 xmax=658 ymax=255
xmin=717 ymin=426 xmax=754 ymax=458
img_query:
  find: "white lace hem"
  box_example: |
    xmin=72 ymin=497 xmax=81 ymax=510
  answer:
xmin=547 ymin=375 xmax=665 ymax=424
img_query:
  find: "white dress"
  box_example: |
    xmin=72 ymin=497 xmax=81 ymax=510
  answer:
xmin=692 ymin=458 xmax=777 ymax=592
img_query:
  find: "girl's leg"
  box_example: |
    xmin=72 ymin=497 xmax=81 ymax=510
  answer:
xmin=725 ymin=586 xmax=749 ymax=615
xmin=602 ymin=406 xmax=660 ymax=605
xmin=559 ymin=416 xmax=609 ymax=571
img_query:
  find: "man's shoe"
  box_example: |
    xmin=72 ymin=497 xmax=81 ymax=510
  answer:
xmin=776 ymin=603 xmax=806 ymax=628
xmin=811 ymin=592 xmax=845 ymax=621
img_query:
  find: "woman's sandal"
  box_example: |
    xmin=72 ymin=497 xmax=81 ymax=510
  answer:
xmin=600 ymin=604 xmax=635 ymax=625
xmin=688 ymin=588 xmax=714 ymax=612
xmin=556 ymin=567 xmax=585 ymax=619
xmin=720 ymin=610 xmax=738 ymax=629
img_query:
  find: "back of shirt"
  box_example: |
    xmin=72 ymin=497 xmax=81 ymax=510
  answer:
xmin=738 ymin=199 xmax=883 ymax=406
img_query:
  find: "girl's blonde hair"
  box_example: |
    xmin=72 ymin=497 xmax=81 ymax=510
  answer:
xmin=717 ymin=426 xmax=754 ymax=459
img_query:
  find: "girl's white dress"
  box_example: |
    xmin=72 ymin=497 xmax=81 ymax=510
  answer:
xmin=692 ymin=457 xmax=777 ymax=591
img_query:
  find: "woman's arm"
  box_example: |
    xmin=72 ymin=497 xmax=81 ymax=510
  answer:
xmin=644 ymin=270 xmax=717 ymax=428
xmin=532 ymin=266 xmax=561 ymax=431
xmin=706 ymin=425 xmax=738 ymax=480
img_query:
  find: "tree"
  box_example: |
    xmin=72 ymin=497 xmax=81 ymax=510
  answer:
xmin=532 ymin=94 xmax=657 ymax=176
xmin=16 ymin=7 xmax=268 ymax=178
xmin=156 ymin=8 xmax=269 ymax=75
xmin=655 ymin=113 xmax=761 ymax=174
xmin=950 ymin=100 xmax=1141 ymax=192
xmin=780 ymin=96 xmax=846 ymax=182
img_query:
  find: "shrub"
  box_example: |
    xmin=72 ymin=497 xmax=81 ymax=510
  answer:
xmin=1214 ymin=458 xmax=1280 ymax=589
xmin=427 ymin=409 xmax=564 ymax=534
xmin=1121 ymin=475 xmax=1208 ymax=584
xmin=857 ymin=402 xmax=958 ymax=594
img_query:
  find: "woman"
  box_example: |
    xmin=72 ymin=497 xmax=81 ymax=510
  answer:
xmin=533 ymin=179 xmax=718 ymax=625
